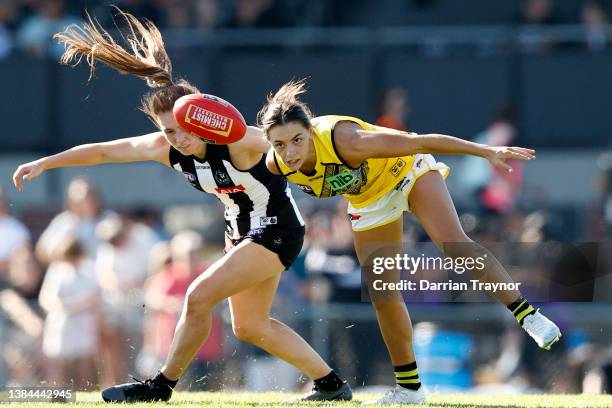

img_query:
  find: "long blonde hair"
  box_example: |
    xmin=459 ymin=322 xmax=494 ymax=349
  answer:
xmin=54 ymin=8 xmax=198 ymax=121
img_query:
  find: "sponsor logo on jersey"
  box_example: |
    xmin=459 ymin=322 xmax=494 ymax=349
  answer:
xmin=195 ymin=164 xmax=211 ymax=170
xmin=297 ymin=184 xmax=315 ymax=195
xmin=326 ymin=171 xmax=357 ymax=191
xmin=214 ymin=184 xmax=245 ymax=194
xmin=389 ymin=158 xmax=406 ymax=177
xmin=395 ymin=173 xmax=413 ymax=191
xmin=182 ymin=171 xmax=197 ymax=182
xmin=184 ymin=104 xmax=233 ymax=138
xmin=320 ymin=163 xmax=369 ymax=197
xmin=260 ymin=216 xmax=278 ymax=226
xmin=215 ymin=170 xmax=231 ymax=185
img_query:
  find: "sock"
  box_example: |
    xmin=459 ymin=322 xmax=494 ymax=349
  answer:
xmin=313 ymin=370 xmax=344 ymax=392
xmin=394 ymin=362 xmax=421 ymax=390
xmin=507 ymin=296 xmax=536 ymax=325
xmin=154 ymin=372 xmax=178 ymax=389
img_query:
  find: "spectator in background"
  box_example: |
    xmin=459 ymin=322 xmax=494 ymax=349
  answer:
xmin=518 ymin=0 xmax=558 ymax=53
xmin=0 ymin=0 xmax=17 ymax=59
xmin=224 ymin=0 xmax=283 ymax=28
xmin=114 ymin=0 xmax=160 ymax=24
xmin=36 ymin=177 xmax=111 ymax=265
xmin=15 ymin=0 xmax=80 ymax=58
xmin=582 ymin=1 xmax=609 ymax=53
xmin=95 ymin=213 xmax=159 ymax=386
xmin=93 ymin=0 xmax=161 ymax=29
xmin=156 ymin=0 xmax=193 ymax=28
xmin=0 ymin=245 xmax=44 ymax=386
xmin=458 ymin=103 xmax=523 ymax=215
xmin=143 ymin=231 xmax=224 ymax=390
xmin=38 ymin=238 xmax=99 ymax=389
xmin=194 ymin=0 xmax=223 ymax=30
xmin=0 ymin=188 xmax=30 ymax=280
xmin=375 ymin=87 xmax=411 ymax=132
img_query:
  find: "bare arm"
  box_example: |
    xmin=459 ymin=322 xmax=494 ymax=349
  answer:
xmin=265 ymin=149 xmax=282 ymax=175
xmin=234 ymin=126 xmax=269 ymax=154
xmin=13 ymin=132 xmax=170 ymax=191
xmin=335 ymin=121 xmax=536 ymax=172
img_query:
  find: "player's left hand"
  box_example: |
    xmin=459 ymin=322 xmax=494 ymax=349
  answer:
xmin=485 ymin=146 xmax=536 ymax=172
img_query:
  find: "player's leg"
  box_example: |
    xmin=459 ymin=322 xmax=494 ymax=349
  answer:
xmin=101 ymin=240 xmax=292 ymax=402
xmin=408 ymin=170 xmax=561 ymax=349
xmin=353 ymin=218 xmax=416 ymax=365
xmin=353 ymin=218 xmax=426 ymax=404
xmin=229 ymin=274 xmax=351 ymax=400
xmin=161 ymin=240 xmax=287 ymax=380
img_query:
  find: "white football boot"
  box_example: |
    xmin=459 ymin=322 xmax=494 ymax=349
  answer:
xmin=521 ymin=309 xmax=562 ymax=350
xmin=362 ymin=385 xmax=426 ymax=405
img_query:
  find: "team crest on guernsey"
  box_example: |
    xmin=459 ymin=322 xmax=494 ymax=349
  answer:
xmin=215 ymin=170 xmax=231 ymax=185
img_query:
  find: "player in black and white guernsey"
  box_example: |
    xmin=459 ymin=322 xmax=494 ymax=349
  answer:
xmin=12 ymin=8 xmax=351 ymax=404
xmin=169 ymin=142 xmax=304 ymax=267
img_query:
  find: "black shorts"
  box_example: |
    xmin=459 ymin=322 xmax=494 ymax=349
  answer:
xmin=226 ymin=226 xmax=305 ymax=269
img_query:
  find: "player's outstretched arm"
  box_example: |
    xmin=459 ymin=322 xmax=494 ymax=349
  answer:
xmin=233 ymin=126 xmax=269 ymax=154
xmin=334 ymin=121 xmax=536 ymax=173
xmin=12 ymin=132 xmax=170 ymax=191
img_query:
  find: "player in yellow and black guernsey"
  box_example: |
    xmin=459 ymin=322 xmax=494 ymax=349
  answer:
xmin=259 ymin=79 xmax=562 ymax=405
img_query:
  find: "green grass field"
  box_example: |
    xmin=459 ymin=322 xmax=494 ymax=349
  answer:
xmin=5 ymin=392 xmax=612 ymax=407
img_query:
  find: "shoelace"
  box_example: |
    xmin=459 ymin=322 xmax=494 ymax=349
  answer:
xmin=523 ymin=310 xmax=543 ymax=331
xmin=130 ymin=375 xmax=154 ymax=386
xmin=379 ymin=387 xmax=401 ymax=402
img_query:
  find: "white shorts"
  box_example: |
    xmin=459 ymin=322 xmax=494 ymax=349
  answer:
xmin=348 ymin=154 xmax=450 ymax=232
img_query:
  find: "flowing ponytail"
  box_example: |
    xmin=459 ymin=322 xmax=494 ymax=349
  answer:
xmin=257 ymin=78 xmax=313 ymax=135
xmin=54 ymin=8 xmax=198 ymax=121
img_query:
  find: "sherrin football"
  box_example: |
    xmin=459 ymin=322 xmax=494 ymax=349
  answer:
xmin=173 ymin=94 xmax=247 ymax=144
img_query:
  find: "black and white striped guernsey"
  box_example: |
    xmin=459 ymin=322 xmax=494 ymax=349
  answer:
xmin=169 ymin=144 xmax=304 ymax=239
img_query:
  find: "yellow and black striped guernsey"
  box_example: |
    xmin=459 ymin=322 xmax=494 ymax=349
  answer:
xmin=274 ymin=115 xmax=415 ymax=208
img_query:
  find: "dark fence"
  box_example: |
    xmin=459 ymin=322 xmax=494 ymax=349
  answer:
xmin=1 ymin=28 xmax=611 ymax=153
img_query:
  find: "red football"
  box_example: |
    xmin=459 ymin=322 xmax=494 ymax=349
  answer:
xmin=173 ymin=94 xmax=247 ymax=144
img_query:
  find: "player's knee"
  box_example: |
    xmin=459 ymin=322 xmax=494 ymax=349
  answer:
xmin=185 ymin=282 xmax=217 ymax=314
xmin=232 ymin=316 xmax=270 ymax=344
xmin=436 ymin=229 xmax=472 ymax=245
xmin=232 ymin=319 xmax=268 ymax=344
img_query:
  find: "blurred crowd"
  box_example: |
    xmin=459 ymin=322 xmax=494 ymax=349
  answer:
xmin=0 ymin=0 xmax=611 ymax=392
xmin=0 ymin=92 xmax=610 ymax=391
xmin=0 ymin=0 xmax=610 ymax=59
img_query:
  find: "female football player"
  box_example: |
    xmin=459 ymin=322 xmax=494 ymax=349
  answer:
xmin=12 ymin=10 xmax=351 ymax=403
xmin=259 ymin=80 xmax=562 ymax=405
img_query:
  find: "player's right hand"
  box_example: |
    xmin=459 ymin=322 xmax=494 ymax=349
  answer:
xmin=13 ymin=160 xmax=45 ymax=192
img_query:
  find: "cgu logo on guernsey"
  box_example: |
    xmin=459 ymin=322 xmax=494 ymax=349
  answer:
xmin=184 ymin=104 xmax=233 ymax=137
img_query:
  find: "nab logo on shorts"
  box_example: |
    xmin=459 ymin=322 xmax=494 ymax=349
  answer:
xmin=260 ymin=216 xmax=278 ymax=226
xmin=215 ymin=185 xmax=245 ymax=194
